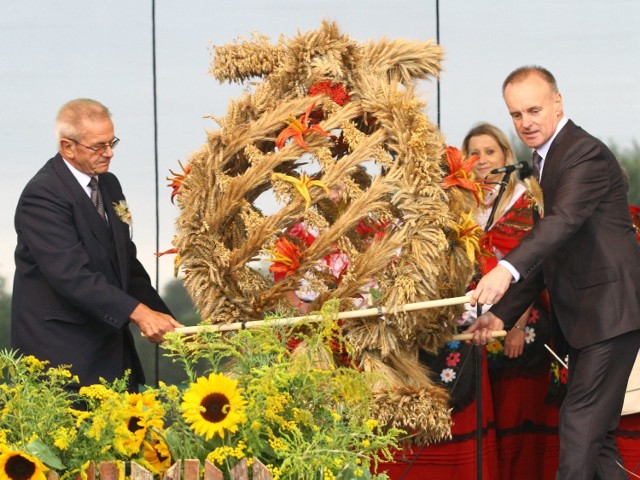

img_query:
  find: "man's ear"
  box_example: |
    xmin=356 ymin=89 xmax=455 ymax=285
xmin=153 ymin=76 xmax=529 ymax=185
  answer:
xmin=554 ymin=92 xmax=563 ymax=115
xmin=59 ymin=138 xmax=75 ymax=158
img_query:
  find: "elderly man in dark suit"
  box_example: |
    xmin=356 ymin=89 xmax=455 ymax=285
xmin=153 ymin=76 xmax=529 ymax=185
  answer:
xmin=11 ymin=98 xmax=182 ymax=390
xmin=467 ymin=66 xmax=640 ymax=479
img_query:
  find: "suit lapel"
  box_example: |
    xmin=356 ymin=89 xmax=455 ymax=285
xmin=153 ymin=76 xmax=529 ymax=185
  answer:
xmin=52 ymin=156 xmax=113 ymax=250
xmin=100 ymin=178 xmax=129 ymax=290
xmin=539 ymin=120 xmax=574 ymax=188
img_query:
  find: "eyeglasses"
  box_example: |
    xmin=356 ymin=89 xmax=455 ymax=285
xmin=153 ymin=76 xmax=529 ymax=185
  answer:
xmin=71 ymin=137 xmax=120 ymax=154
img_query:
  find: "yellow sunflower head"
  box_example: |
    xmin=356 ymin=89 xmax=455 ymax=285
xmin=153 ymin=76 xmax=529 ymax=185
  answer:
xmin=0 ymin=449 xmax=48 ymax=480
xmin=121 ymin=391 xmax=165 ymax=455
xmin=141 ymin=432 xmax=172 ymax=475
xmin=181 ymin=372 xmax=247 ymax=440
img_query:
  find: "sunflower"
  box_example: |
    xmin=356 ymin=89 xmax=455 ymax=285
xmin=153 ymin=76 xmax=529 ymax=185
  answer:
xmin=122 ymin=391 xmax=165 ymax=455
xmin=141 ymin=431 xmax=172 ymax=475
xmin=0 ymin=449 xmax=48 ymax=480
xmin=181 ymin=372 xmax=247 ymax=440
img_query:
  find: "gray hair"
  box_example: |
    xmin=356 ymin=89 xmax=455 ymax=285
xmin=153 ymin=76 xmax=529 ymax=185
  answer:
xmin=55 ymin=98 xmax=111 ymax=141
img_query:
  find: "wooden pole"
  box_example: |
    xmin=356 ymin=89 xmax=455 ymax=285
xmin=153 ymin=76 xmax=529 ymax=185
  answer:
xmin=175 ymin=295 xmax=472 ymax=335
xmin=174 ymin=295 xmax=508 ymax=341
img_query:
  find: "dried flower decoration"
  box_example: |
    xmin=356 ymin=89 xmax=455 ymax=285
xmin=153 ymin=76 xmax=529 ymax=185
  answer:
xmin=442 ymin=146 xmax=482 ymax=204
xmin=274 ymin=102 xmax=332 ymax=151
xmin=308 ymin=81 xmax=351 ymax=106
xmin=112 ymin=200 xmax=132 ymax=226
xmin=167 ymin=160 xmax=191 ymax=204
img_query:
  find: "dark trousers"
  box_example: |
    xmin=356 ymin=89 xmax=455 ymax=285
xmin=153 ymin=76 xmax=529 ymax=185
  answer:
xmin=557 ymin=329 xmax=640 ymax=480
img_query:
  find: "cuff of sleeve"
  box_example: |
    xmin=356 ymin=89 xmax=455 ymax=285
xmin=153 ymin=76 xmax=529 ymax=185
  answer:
xmin=498 ymin=259 xmax=521 ymax=282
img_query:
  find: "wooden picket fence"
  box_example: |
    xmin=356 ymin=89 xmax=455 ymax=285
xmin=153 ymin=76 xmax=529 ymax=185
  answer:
xmin=45 ymin=458 xmax=272 ymax=480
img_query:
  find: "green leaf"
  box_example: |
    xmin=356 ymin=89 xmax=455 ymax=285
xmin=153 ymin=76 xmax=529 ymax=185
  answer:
xmin=26 ymin=439 xmax=65 ymax=471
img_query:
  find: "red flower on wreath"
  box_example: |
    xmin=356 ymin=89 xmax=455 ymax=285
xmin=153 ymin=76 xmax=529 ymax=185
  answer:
xmin=441 ymin=146 xmax=482 ymax=204
xmin=356 ymin=218 xmax=389 ymax=242
xmin=308 ymin=81 xmax=351 ymax=106
xmin=265 ymin=237 xmax=302 ymax=282
xmin=288 ymin=223 xmax=317 ymax=247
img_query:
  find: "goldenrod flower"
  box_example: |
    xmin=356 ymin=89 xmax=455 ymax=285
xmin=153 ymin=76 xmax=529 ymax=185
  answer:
xmin=365 ymin=419 xmax=378 ymax=432
xmin=23 ymin=356 xmax=47 ymax=373
xmin=181 ymin=373 xmax=247 ymax=440
xmin=53 ymin=426 xmax=77 ymax=451
xmin=272 ymin=172 xmax=329 ymax=211
xmin=0 ymin=449 xmax=48 ymax=480
xmin=78 ymin=384 xmax=115 ymax=402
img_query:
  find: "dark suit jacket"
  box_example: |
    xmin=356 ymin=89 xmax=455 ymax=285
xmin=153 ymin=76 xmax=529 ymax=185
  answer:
xmin=492 ymin=120 xmax=640 ymax=349
xmin=11 ymin=154 xmax=171 ymax=386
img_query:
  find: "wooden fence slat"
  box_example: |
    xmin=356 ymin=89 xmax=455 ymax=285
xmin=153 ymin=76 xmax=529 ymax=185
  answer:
xmin=163 ymin=460 xmax=181 ymax=480
xmin=46 ymin=470 xmax=59 ymax=480
xmin=99 ymin=461 xmax=124 ymax=480
xmin=203 ymin=460 xmax=224 ymax=480
xmin=230 ymin=458 xmax=248 ymax=480
xmin=183 ymin=459 xmax=200 ymax=480
xmin=84 ymin=462 xmax=96 ymax=480
xmin=251 ymin=459 xmax=271 ymax=480
xmin=131 ymin=462 xmax=154 ymax=480
xmin=47 ymin=459 xmax=272 ymax=480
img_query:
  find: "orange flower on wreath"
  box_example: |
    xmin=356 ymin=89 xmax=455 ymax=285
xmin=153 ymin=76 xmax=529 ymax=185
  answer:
xmin=265 ymin=237 xmax=302 ymax=282
xmin=275 ymin=102 xmax=331 ymax=151
xmin=167 ymin=160 xmax=192 ymax=204
xmin=441 ymin=146 xmax=482 ymax=204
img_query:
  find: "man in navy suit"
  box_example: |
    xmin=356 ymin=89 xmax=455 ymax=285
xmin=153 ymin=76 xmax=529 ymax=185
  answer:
xmin=11 ymin=98 xmax=182 ymax=390
xmin=467 ymin=66 xmax=640 ymax=479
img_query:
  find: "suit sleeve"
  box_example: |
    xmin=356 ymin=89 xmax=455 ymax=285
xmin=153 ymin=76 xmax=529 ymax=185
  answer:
xmin=490 ymin=270 xmax=545 ymax=329
xmin=102 ymin=173 xmax=173 ymax=316
xmin=15 ymin=178 xmax=141 ymax=329
xmin=505 ymin=136 xmax=612 ymax=279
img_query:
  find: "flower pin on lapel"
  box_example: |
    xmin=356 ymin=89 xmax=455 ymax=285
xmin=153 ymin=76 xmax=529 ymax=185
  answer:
xmin=112 ymin=200 xmax=132 ymax=226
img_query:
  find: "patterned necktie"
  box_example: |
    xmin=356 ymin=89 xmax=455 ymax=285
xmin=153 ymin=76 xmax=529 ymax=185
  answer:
xmin=88 ymin=177 xmax=107 ymax=223
xmin=532 ymin=151 xmax=543 ymax=180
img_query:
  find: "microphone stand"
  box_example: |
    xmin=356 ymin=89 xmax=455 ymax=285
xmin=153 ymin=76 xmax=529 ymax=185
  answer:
xmin=484 ymin=170 xmax=512 ymax=232
xmin=476 ymin=170 xmax=512 ymax=480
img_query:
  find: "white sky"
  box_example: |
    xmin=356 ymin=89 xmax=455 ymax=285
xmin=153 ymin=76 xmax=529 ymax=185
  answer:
xmin=1 ymin=0 xmax=639 ymax=296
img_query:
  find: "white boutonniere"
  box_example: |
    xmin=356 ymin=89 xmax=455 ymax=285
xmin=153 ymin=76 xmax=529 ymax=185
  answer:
xmin=112 ymin=200 xmax=132 ymax=226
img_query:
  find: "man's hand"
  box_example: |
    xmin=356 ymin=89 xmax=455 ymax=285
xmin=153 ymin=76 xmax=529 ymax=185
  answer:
xmin=469 ymin=264 xmax=513 ymax=306
xmin=464 ymin=311 xmax=505 ymax=346
xmin=129 ymin=303 xmax=184 ymax=344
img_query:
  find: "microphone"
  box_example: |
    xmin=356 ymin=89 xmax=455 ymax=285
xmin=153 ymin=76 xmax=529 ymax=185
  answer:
xmin=489 ymin=161 xmax=531 ymax=178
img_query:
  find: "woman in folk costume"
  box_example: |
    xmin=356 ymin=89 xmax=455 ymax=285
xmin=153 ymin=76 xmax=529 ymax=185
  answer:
xmin=465 ymin=122 xmax=561 ymax=480
xmin=384 ymin=126 xmax=537 ymax=480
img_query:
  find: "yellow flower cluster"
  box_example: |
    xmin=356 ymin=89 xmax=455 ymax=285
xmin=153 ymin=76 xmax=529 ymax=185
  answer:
xmin=53 ymin=427 xmax=77 ymax=451
xmin=206 ymin=440 xmax=246 ymax=466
